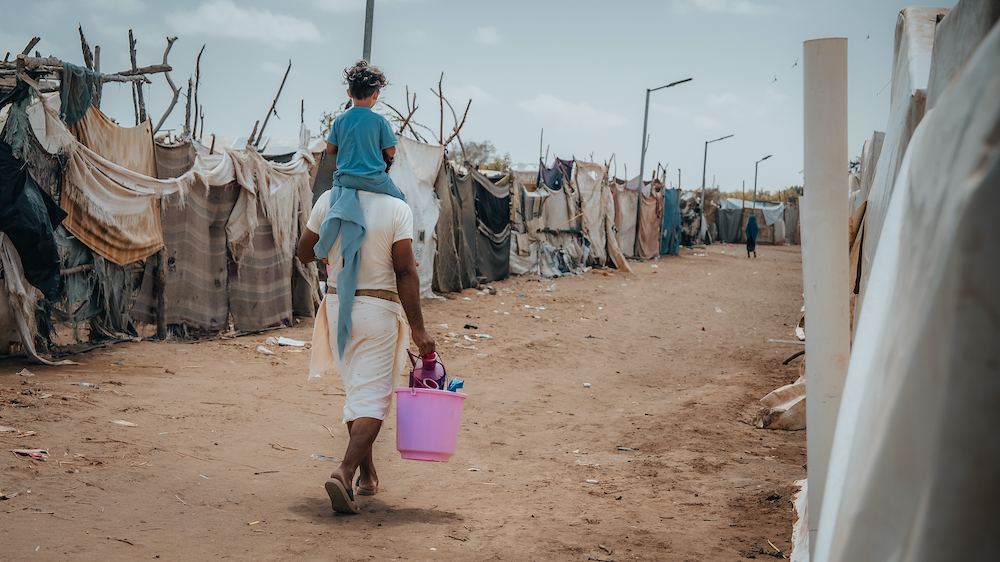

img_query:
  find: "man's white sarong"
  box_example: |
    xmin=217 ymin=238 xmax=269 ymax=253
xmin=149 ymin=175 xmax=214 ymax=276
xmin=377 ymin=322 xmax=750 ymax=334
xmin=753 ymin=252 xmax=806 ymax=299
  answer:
xmin=309 ymin=295 xmax=410 ymax=423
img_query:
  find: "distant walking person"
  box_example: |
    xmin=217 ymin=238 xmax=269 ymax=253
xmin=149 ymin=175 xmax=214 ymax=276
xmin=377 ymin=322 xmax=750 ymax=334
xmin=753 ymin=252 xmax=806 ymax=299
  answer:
xmin=746 ymin=214 xmax=759 ymax=258
xmin=297 ymin=60 xmax=435 ymax=515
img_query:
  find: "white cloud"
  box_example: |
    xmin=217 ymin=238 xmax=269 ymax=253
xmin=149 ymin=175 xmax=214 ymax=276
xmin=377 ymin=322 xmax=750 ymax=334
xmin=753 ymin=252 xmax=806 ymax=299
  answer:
xmin=517 ymin=95 xmax=627 ymax=130
xmin=475 ymin=27 xmax=501 ymax=45
xmin=451 ymin=85 xmax=496 ymax=105
xmin=167 ymin=0 xmax=325 ymax=47
xmin=692 ymin=115 xmax=723 ymax=130
xmin=672 ymin=0 xmax=777 ymax=15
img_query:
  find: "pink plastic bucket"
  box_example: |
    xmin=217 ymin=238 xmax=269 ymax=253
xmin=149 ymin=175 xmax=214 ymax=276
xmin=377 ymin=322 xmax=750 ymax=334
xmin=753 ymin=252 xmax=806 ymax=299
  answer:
xmin=394 ymin=387 xmax=467 ymax=462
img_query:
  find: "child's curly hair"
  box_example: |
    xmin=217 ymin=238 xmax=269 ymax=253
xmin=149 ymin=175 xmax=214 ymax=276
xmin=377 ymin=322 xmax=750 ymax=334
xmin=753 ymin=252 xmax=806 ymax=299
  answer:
xmin=344 ymin=60 xmax=388 ymax=100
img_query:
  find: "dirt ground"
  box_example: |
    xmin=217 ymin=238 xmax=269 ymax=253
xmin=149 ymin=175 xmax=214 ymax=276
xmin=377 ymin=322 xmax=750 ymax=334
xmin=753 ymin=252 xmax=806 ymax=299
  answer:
xmin=1 ymin=244 xmax=806 ymax=561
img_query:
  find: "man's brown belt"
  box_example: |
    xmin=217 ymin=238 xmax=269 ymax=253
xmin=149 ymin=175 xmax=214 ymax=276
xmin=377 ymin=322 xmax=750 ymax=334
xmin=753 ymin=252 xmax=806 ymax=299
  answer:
xmin=327 ymin=286 xmax=401 ymax=305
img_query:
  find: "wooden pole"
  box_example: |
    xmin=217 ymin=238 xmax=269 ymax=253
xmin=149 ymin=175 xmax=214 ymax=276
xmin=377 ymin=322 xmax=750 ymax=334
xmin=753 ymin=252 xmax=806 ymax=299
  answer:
xmin=128 ymin=29 xmax=147 ymax=123
xmin=256 ymin=60 xmax=290 ymax=146
xmin=153 ymin=250 xmax=167 ymax=340
xmin=192 ymin=45 xmax=204 ymax=140
xmin=183 ymin=77 xmax=192 ymax=137
xmin=93 ymin=45 xmax=102 ymax=108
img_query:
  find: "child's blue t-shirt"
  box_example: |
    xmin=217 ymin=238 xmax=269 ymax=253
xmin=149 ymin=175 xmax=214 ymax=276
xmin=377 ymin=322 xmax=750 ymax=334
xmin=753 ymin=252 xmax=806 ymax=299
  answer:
xmin=327 ymin=107 xmax=398 ymax=179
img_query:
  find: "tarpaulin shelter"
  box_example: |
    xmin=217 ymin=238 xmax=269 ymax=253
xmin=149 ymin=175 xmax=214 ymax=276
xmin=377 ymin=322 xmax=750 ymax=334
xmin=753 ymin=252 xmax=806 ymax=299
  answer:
xmin=0 ymin=68 xmax=322 ymax=359
xmin=802 ymin=3 xmax=1000 ymax=560
xmin=510 ymin=159 xmax=629 ymax=277
xmin=660 ymin=188 xmax=681 ymax=256
xmin=387 ymin=136 xmax=443 ymax=299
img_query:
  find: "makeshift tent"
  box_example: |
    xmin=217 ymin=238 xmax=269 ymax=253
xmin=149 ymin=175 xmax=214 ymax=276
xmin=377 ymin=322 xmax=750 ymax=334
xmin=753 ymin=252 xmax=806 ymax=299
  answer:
xmin=611 ymin=178 xmax=637 ymax=257
xmin=856 ymin=6 xmax=941 ymax=316
xmin=470 ymin=169 xmax=510 ymax=283
xmin=815 ymin=3 xmax=999 ymax=559
xmin=636 ymin=182 xmax=664 ymax=259
xmin=0 ymin=79 xmax=321 ymax=355
xmin=387 ymin=136 xmax=443 ymax=299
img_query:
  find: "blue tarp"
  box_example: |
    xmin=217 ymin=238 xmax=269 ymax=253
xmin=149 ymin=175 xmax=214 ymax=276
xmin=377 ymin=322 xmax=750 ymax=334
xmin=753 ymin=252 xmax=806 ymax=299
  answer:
xmin=660 ymin=188 xmax=681 ymax=256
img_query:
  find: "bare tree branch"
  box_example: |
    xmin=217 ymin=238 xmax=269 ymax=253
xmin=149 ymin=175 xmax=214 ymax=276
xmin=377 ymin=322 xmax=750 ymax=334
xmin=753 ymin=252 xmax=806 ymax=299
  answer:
xmin=437 ymin=72 xmax=443 ymax=145
xmin=152 ymin=37 xmax=179 ymax=134
xmin=128 ymin=29 xmax=147 ymax=123
xmin=256 ymin=59 xmax=291 ymax=146
xmin=21 ymin=37 xmax=40 ymax=57
xmin=78 ymin=27 xmax=94 ymax=69
xmin=192 ymin=45 xmax=204 ymax=139
xmin=183 ymin=77 xmax=192 ymax=137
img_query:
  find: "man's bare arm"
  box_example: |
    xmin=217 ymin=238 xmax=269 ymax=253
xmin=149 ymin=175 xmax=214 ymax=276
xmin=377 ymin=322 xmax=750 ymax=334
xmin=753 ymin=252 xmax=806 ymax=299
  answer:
xmin=326 ymin=142 xmax=338 ymax=155
xmin=392 ymin=238 xmax=435 ymax=356
xmin=298 ymin=228 xmax=320 ymax=263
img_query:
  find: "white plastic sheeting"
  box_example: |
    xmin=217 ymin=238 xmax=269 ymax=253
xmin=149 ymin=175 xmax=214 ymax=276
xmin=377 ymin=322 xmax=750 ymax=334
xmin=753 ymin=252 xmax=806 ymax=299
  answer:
xmin=388 ymin=136 xmax=443 ymax=299
xmin=814 ymin=15 xmax=1000 ymax=562
xmin=856 ymin=7 xmax=948 ymax=316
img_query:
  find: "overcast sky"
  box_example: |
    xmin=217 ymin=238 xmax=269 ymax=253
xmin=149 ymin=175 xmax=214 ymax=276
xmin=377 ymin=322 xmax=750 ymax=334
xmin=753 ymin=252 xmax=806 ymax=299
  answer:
xmin=2 ymin=0 xmax=953 ymax=193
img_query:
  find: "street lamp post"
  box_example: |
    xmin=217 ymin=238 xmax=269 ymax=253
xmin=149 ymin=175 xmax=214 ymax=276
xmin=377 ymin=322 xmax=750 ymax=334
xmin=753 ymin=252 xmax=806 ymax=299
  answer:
xmin=635 ymin=77 xmax=693 ymax=256
xmin=753 ymin=154 xmax=773 ymax=207
xmin=362 ymin=0 xmax=375 ymax=61
xmin=698 ymin=134 xmax=734 ymax=243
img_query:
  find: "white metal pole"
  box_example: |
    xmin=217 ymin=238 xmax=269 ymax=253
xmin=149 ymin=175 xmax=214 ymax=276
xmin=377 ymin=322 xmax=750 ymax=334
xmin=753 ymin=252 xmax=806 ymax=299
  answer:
xmin=801 ymin=37 xmax=850 ymax=558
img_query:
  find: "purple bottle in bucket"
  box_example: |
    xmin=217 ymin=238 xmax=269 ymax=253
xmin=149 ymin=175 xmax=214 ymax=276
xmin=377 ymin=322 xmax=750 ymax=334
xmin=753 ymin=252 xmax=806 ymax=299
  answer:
xmin=408 ymin=351 xmax=446 ymax=390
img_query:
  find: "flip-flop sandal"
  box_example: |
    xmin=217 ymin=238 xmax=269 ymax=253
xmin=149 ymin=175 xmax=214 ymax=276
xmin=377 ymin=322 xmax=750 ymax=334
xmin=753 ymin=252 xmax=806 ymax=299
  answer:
xmin=325 ymin=478 xmax=360 ymax=514
xmin=355 ymin=475 xmax=379 ymax=496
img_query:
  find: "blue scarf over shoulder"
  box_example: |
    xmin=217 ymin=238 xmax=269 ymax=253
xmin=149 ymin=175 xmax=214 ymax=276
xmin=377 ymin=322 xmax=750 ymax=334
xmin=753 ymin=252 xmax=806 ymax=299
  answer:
xmin=314 ymin=170 xmax=406 ymax=358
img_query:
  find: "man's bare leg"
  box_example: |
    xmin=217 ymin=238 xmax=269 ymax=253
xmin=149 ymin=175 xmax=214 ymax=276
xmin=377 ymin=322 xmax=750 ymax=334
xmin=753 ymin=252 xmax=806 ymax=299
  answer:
xmin=330 ymin=417 xmax=381 ymax=491
xmin=343 ymin=420 xmax=378 ymax=490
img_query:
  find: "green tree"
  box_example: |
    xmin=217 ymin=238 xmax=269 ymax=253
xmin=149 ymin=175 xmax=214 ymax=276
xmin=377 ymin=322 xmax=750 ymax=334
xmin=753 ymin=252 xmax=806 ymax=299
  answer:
xmin=449 ymin=140 xmax=495 ymax=167
xmin=482 ymin=152 xmax=511 ymax=172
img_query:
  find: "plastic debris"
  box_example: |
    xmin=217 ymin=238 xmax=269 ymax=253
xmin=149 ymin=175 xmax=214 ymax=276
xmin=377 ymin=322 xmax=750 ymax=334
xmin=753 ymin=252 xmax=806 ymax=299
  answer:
xmin=10 ymin=448 xmax=48 ymax=460
xmin=454 ymin=343 xmax=478 ymax=350
xmin=257 ymin=346 xmax=275 ymax=355
xmin=310 ymin=454 xmax=337 ymax=461
xmin=110 ymin=420 xmax=138 ymax=427
xmin=545 ymin=282 xmax=557 ymax=292
xmin=447 ymin=379 xmax=465 ymax=392
xmin=795 ymin=326 xmax=806 ymax=341
xmin=275 ymin=337 xmax=306 ymax=347
xmin=462 ymin=297 xmax=471 ymax=301
xmin=464 ymin=335 xmax=476 ymax=341
xmin=464 ymin=324 xmax=478 ymax=330
xmin=474 ymin=334 xmax=492 ymax=339
xmin=199 ymin=474 xmax=210 ymax=479
xmin=0 ymin=426 xmax=16 ymax=433
xmin=524 ymin=305 xmax=547 ymax=310
xmin=651 ymin=264 xmax=658 ymax=268
xmin=16 ymin=368 xmax=33 ymax=377
xmin=585 ymin=479 xmax=599 ymax=484
xmin=617 ymin=447 xmax=637 ymax=451
xmin=583 ymin=383 xmax=591 ymax=388
xmin=468 ymin=468 xmax=480 ymax=472
xmin=716 ymin=307 xmax=723 ymax=313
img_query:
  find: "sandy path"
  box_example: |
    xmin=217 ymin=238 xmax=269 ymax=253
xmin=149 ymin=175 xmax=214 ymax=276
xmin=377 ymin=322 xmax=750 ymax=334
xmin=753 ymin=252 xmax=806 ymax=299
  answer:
xmin=1 ymin=245 xmax=805 ymax=561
